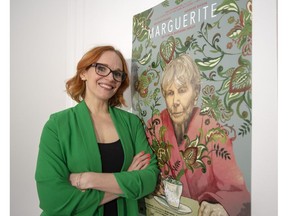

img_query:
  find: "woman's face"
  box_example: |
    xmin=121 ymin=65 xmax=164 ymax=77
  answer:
xmin=164 ymin=80 xmax=197 ymax=125
xmin=81 ymin=51 xmax=123 ymax=102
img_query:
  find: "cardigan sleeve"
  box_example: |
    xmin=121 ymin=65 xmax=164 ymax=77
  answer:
xmin=114 ymin=115 xmax=160 ymax=200
xmin=197 ymin=116 xmax=251 ymax=215
xmin=198 ymin=137 xmax=251 ymax=215
xmin=35 ymin=115 xmax=104 ymax=215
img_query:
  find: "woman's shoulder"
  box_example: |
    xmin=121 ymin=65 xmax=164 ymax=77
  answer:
xmin=45 ymin=104 xmax=82 ymax=128
xmin=49 ymin=106 xmax=75 ymax=120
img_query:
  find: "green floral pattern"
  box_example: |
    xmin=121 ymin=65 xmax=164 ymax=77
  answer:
xmin=132 ymin=0 xmax=252 ymax=179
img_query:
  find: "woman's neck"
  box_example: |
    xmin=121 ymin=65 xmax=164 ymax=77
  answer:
xmin=84 ymin=98 xmax=109 ymax=116
xmin=173 ymin=115 xmax=193 ymax=146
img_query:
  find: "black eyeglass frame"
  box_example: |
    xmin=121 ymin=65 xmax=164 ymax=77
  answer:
xmin=91 ymin=63 xmax=127 ymax=82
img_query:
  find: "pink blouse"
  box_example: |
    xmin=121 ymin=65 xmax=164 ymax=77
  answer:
xmin=146 ymin=108 xmax=251 ymax=215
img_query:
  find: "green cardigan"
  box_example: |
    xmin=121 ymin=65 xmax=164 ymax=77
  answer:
xmin=35 ymin=101 xmax=159 ymax=216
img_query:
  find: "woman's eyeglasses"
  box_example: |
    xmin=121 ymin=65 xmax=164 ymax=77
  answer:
xmin=91 ymin=63 xmax=126 ymax=82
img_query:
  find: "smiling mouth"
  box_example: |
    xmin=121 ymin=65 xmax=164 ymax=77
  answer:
xmin=99 ymin=83 xmax=115 ymax=90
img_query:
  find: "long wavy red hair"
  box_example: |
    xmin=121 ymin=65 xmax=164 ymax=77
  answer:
xmin=66 ymin=46 xmax=130 ymax=107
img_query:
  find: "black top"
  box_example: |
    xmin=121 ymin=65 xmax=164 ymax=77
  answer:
xmin=98 ymin=140 xmax=124 ymax=216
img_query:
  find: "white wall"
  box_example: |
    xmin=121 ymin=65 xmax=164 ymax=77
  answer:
xmin=10 ymin=0 xmax=163 ymax=215
xmin=65 ymin=0 xmax=165 ymax=109
xmin=11 ymin=0 xmax=69 ymax=215
xmin=10 ymin=0 xmax=278 ymax=215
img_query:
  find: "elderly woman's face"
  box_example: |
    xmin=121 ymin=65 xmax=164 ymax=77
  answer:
xmin=164 ymin=81 xmax=197 ymax=125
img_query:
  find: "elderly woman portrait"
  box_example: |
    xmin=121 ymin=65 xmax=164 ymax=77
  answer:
xmin=146 ymin=54 xmax=251 ymax=216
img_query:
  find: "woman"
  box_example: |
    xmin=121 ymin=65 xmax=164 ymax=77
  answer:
xmin=146 ymin=54 xmax=250 ymax=215
xmin=35 ymin=45 xmax=159 ymax=216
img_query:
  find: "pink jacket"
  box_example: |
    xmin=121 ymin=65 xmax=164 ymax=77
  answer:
xmin=146 ymin=108 xmax=251 ymax=215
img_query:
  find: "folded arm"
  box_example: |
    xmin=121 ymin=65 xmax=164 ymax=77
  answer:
xmin=69 ymin=151 xmax=152 ymax=204
xmin=35 ymin=118 xmax=104 ymax=215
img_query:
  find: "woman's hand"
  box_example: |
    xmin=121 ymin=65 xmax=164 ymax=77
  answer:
xmin=69 ymin=151 xmax=151 ymax=190
xmin=198 ymin=201 xmax=228 ymax=216
xmin=128 ymin=151 xmax=151 ymax=171
xmin=69 ymin=172 xmax=90 ymax=191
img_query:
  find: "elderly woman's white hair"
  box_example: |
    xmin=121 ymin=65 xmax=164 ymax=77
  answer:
xmin=161 ymin=54 xmax=201 ymax=98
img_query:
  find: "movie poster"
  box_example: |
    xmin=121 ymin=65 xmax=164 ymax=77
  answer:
xmin=131 ymin=0 xmax=252 ymax=215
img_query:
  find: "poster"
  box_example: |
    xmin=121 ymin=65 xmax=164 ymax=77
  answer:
xmin=131 ymin=0 xmax=252 ymax=215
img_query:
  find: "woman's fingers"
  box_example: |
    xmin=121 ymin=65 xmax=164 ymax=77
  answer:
xmin=69 ymin=173 xmax=78 ymax=186
xmin=128 ymin=151 xmax=151 ymax=171
xmin=135 ymin=157 xmax=150 ymax=169
xmin=69 ymin=173 xmax=87 ymax=192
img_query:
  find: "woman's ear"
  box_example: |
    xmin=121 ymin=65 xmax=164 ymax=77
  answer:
xmin=80 ymin=72 xmax=87 ymax=81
